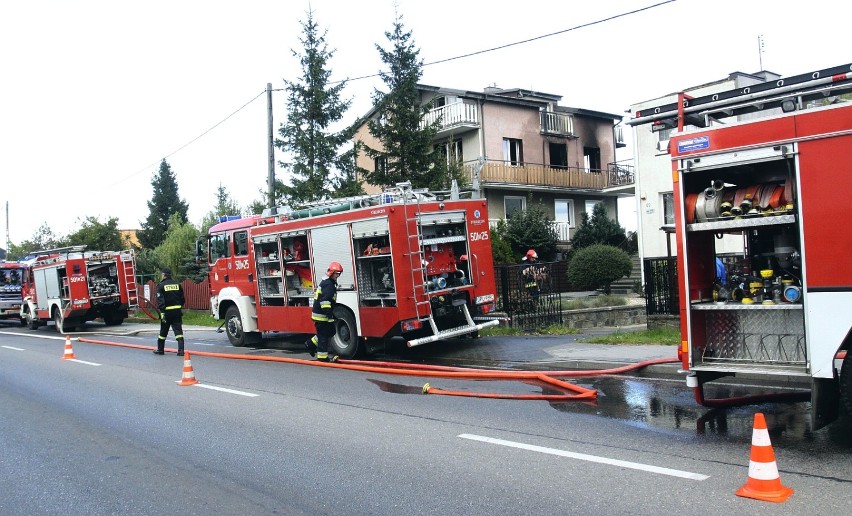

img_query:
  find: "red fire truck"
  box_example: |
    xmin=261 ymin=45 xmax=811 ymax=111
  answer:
xmin=203 ymin=183 xmax=499 ymax=357
xmin=21 ymin=246 xmax=139 ymax=333
xmin=630 ymin=63 xmax=852 ymax=428
xmin=0 ymin=261 xmax=26 ymax=325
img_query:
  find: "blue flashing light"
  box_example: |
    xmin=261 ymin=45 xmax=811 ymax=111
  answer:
xmin=218 ymin=215 xmax=242 ymax=223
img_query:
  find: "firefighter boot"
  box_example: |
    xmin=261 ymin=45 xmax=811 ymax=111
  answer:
xmin=305 ymin=336 xmax=318 ymax=357
xmin=176 ymin=338 xmax=185 ymax=356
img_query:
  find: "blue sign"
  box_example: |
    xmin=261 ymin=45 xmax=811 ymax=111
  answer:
xmin=677 ymin=135 xmax=710 ymax=153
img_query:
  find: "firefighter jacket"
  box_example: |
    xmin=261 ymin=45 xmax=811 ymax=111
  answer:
xmin=520 ymin=260 xmax=540 ymax=289
xmin=156 ymin=277 xmax=185 ymax=312
xmin=311 ymin=275 xmax=338 ymax=322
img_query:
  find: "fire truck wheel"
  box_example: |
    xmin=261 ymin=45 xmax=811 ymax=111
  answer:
xmin=330 ymin=307 xmax=359 ymax=359
xmin=24 ymin=308 xmax=39 ymax=330
xmin=841 ymin=352 xmax=852 ymax=416
xmin=225 ymin=306 xmax=260 ymax=347
xmin=53 ymin=310 xmax=66 ymax=334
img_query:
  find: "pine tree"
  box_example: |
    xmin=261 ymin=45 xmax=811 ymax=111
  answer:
xmin=363 ymin=13 xmax=448 ymax=190
xmin=138 ymin=159 xmax=189 ymax=249
xmin=274 ymin=9 xmax=362 ymax=206
xmin=200 ymin=184 xmax=241 ymax=235
xmin=569 ymin=202 xmax=629 ymax=257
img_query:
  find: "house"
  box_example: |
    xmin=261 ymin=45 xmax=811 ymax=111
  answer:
xmin=629 ymin=70 xmax=781 ymax=261
xmin=353 ymin=84 xmax=634 ymax=251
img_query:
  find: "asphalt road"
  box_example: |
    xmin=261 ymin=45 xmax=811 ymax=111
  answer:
xmin=1 ymin=323 xmax=850 ymax=515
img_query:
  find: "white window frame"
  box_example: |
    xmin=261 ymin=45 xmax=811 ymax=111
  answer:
xmin=662 ymin=192 xmax=675 ymax=225
xmin=554 ymin=199 xmax=575 ymax=228
xmin=584 ymin=199 xmax=602 ymax=219
xmin=504 ymin=196 xmax=526 ymax=218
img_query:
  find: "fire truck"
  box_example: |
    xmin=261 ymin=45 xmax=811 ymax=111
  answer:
xmin=21 ymin=246 xmax=139 ymax=333
xmin=630 ymin=63 xmax=852 ymax=428
xmin=0 ymin=261 xmax=26 ymax=325
xmin=203 ymin=182 xmax=500 ymax=358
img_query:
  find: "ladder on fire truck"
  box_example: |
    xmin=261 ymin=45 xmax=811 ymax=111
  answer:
xmin=118 ymin=250 xmax=139 ymax=309
xmin=629 ymin=63 xmax=852 ymax=129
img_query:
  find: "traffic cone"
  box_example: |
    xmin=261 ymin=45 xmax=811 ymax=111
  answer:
xmin=736 ymin=412 xmax=793 ymax=502
xmin=61 ymin=335 xmax=76 ymax=360
xmin=178 ymin=352 xmax=199 ymax=386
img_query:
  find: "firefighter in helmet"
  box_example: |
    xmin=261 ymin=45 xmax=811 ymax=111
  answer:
xmin=307 ymin=261 xmax=343 ymax=362
xmin=154 ymin=267 xmax=185 ymax=356
xmin=520 ymin=249 xmax=543 ymax=301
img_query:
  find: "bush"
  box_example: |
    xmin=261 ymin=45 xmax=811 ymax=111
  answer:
xmin=567 ymin=244 xmax=632 ymax=295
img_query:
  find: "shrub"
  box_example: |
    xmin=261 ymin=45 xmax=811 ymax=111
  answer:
xmin=567 ymin=244 xmax=632 ymax=295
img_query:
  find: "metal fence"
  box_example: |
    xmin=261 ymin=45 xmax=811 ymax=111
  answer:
xmin=643 ymin=257 xmax=678 ymax=315
xmin=142 ymin=279 xmax=210 ymax=311
xmin=495 ymin=261 xmax=564 ymax=330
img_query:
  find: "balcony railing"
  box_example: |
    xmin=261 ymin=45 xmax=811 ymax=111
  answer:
xmin=540 ymin=111 xmax=574 ymax=136
xmin=465 ymin=161 xmax=634 ymax=190
xmin=422 ymin=101 xmax=479 ymax=131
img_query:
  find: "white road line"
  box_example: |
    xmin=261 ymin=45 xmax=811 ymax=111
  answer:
xmin=459 ymin=434 xmax=709 ymax=481
xmin=2 ymin=345 xmax=25 ymax=351
xmin=176 ymin=383 xmax=259 ymax=397
xmin=0 ymin=331 xmax=66 ymax=340
xmin=67 ymin=359 xmax=102 ymax=366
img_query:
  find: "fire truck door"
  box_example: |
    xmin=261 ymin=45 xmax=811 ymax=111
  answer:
xmin=310 ymin=224 xmax=355 ymax=290
xmin=34 ymin=268 xmax=60 ymax=310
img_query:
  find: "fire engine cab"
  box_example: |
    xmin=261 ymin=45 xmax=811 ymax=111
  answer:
xmin=0 ymin=261 xmax=26 ymax=325
xmin=630 ymin=63 xmax=852 ymax=428
xmin=203 ymin=182 xmax=500 ymax=357
xmin=21 ymin=246 xmax=139 ymax=333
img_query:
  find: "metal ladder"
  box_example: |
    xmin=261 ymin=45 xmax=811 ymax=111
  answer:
xmin=396 ymin=182 xmax=432 ymax=325
xmin=118 ymin=250 xmax=139 ymax=309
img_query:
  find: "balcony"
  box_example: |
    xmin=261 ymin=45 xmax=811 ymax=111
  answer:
xmin=540 ymin=111 xmax=574 ymax=136
xmin=421 ymin=101 xmax=479 ymax=137
xmin=465 ymin=161 xmax=634 ymax=190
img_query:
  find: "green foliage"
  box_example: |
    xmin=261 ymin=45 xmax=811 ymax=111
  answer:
xmin=504 ymin=200 xmax=558 ymax=261
xmin=200 ymin=185 xmax=241 ymax=236
xmin=583 ymin=327 xmax=680 ymax=346
xmin=153 ymin=214 xmax=199 ymax=280
xmin=274 ymin=10 xmax=362 ymax=207
xmin=361 ymin=14 xmax=449 ymax=190
xmin=138 ymin=159 xmax=189 ymax=249
xmin=6 ymin=223 xmax=68 ymax=259
xmin=133 ymin=248 xmax=159 ymax=284
xmin=569 ymin=202 xmax=630 ymax=257
xmin=489 ymin=220 xmax=516 ymax=265
xmin=66 ymin=216 xmax=127 ymax=251
xmin=567 ymin=244 xmax=632 ymax=295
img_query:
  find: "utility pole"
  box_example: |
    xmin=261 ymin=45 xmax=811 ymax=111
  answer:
xmin=757 ymin=35 xmax=765 ymax=71
xmin=267 ymin=82 xmax=275 ymax=208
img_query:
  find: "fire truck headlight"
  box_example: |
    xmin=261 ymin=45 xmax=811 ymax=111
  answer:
xmin=475 ymin=294 xmax=494 ymax=304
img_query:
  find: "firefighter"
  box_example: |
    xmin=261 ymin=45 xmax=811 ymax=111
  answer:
xmin=307 ymin=261 xmax=343 ymax=362
xmin=520 ymin=249 xmax=543 ymax=301
xmin=153 ymin=267 xmax=185 ymax=356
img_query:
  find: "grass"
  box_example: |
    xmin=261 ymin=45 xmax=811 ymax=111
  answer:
xmin=127 ymin=309 xmax=221 ymax=327
xmin=583 ymin=327 xmax=680 ymax=345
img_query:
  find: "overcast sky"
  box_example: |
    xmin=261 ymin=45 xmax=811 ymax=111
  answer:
xmin=2 ymin=0 xmax=849 ymax=246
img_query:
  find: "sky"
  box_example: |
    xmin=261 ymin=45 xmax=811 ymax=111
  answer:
xmin=2 ymin=0 xmax=849 ymax=247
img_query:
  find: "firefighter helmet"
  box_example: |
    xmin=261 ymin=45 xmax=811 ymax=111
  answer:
xmin=327 ymin=261 xmax=344 ymax=274
xmin=526 ymin=249 xmax=538 ymax=259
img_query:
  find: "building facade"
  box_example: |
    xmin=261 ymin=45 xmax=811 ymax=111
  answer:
xmin=353 ymin=84 xmax=634 ymax=249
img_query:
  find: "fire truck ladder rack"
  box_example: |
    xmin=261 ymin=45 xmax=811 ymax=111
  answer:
xmin=396 ymin=182 xmax=431 ymax=325
xmin=628 ymin=63 xmax=852 ymax=129
xmin=265 ymin=185 xmax=439 ymax=222
xmin=118 ymin=250 xmax=139 ymax=309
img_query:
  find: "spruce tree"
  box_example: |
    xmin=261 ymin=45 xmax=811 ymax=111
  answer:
xmin=274 ymin=9 xmax=361 ymax=206
xmin=363 ymin=14 xmax=448 ymax=190
xmin=138 ymin=159 xmax=188 ymax=249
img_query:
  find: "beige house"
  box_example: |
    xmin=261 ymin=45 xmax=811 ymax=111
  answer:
xmin=353 ymin=84 xmax=634 ymax=250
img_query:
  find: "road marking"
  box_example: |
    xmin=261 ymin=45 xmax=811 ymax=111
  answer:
xmin=67 ymin=359 xmax=102 ymax=366
xmin=2 ymin=345 xmax=25 ymax=351
xmin=459 ymin=434 xmax=709 ymax=481
xmin=0 ymin=331 xmax=66 ymax=340
xmin=177 ymin=383 xmax=259 ymax=397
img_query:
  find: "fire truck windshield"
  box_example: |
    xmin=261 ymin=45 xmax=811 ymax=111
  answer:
xmin=1 ymin=268 xmax=22 ymax=286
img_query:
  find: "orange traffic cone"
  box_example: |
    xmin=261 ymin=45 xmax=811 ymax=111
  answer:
xmin=178 ymin=352 xmax=199 ymax=386
xmin=61 ymin=335 xmax=76 ymax=360
xmin=736 ymin=412 xmax=793 ymax=502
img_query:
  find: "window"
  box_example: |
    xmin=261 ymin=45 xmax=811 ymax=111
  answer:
xmin=662 ymin=192 xmax=674 ymax=225
xmin=374 ymin=156 xmax=387 ymax=174
xmin=209 ymin=233 xmax=230 ymax=263
xmin=549 ymin=142 xmax=568 ymax=169
xmin=434 ymin=139 xmax=463 ymax=165
xmin=585 ymin=200 xmax=602 ymax=220
xmin=504 ymin=196 xmax=526 ymax=218
xmin=658 ymin=127 xmax=673 ymax=141
xmin=234 ymin=230 xmax=249 ymax=256
xmin=583 ymin=147 xmax=601 ymax=172
xmin=554 ymin=199 xmax=575 ymax=227
xmin=503 ymin=138 xmax=523 ymax=166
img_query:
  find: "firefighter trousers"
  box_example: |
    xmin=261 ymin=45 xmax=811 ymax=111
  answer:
xmin=158 ymin=310 xmax=185 ymax=353
xmin=313 ymin=320 xmax=335 ymax=355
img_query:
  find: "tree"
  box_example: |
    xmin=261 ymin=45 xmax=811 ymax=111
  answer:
xmin=66 ymin=216 xmax=127 ymax=251
xmin=274 ymin=9 xmax=362 ymax=207
xmin=362 ymin=13 xmax=449 ymax=190
xmin=153 ymin=213 xmax=199 ymax=280
xmin=504 ymin=200 xmax=558 ymax=261
xmin=200 ymin=184 xmax=242 ymax=236
xmin=6 ymin=223 xmax=68 ymax=259
xmin=569 ymin=202 xmax=630 ymax=256
xmin=138 ymin=159 xmax=189 ymax=249
xmin=567 ymin=244 xmax=632 ymax=295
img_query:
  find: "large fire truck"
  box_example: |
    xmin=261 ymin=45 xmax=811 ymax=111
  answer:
xmin=630 ymin=63 xmax=852 ymax=428
xmin=203 ymin=183 xmax=500 ymax=358
xmin=21 ymin=246 xmax=139 ymax=333
xmin=0 ymin=261 xmax=26 ymax=325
